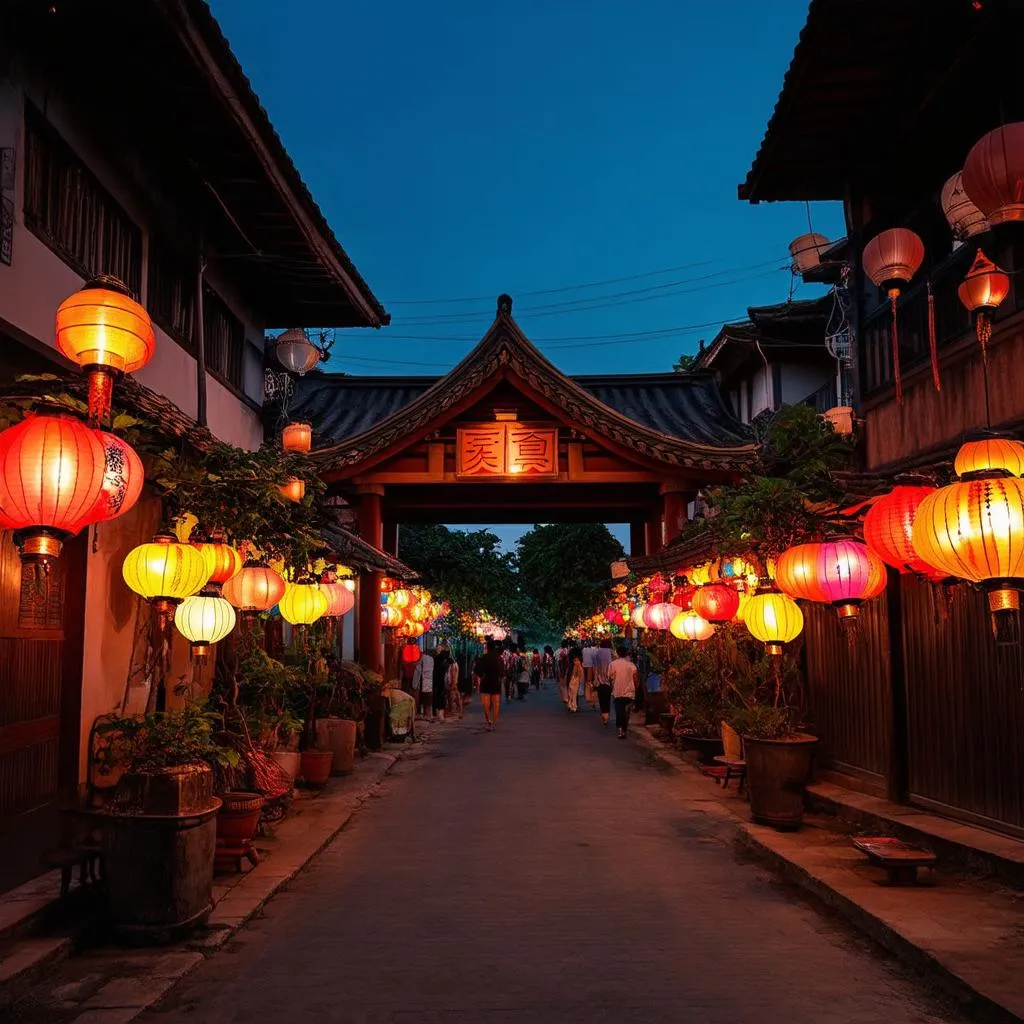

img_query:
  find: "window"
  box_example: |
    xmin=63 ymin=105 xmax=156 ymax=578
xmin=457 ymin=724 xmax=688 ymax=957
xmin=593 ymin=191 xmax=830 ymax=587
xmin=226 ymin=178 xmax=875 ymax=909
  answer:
xmin=22 ymin=104 xmax=142 ymax=296
xmin=148 ymin=242 xmax=196 ymax=354
xmin=203 ymin=286 xmax=244 ymax=392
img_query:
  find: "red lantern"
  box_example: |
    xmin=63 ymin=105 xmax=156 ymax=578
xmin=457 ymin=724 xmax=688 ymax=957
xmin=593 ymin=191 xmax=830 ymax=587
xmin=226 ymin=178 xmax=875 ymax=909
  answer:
xmin=321 ymin=581 xmax=355 ymax=617
xmin=92 ymin=430 xmax=145 ymax=526
xmin=0 ymin=412 xmax=110 ymax=562
xmin=958 ymin=249 xmax=1010 ymax=349
xmin=402 ymin=643 xmax=422 ymax=664
xmin=221 ymin=562 xmax=287 ymax=612
xmin=671 ymin=584 xmax=697 ymax=610
xmin=814 ymin=539 xmax=887 ymax=619
xmin=691 ymin=583 xmax=740 ymax=624
xmin=962 ymin=123 xmax=1024 ymax=226
xmin=864 ymin=486 xmax=945 ymax=580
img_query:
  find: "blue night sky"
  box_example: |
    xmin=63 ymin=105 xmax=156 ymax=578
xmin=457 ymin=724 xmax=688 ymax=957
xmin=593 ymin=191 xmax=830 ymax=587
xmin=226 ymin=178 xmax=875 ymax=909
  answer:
xmin=211 ymin=0 xmax=842 ymax=552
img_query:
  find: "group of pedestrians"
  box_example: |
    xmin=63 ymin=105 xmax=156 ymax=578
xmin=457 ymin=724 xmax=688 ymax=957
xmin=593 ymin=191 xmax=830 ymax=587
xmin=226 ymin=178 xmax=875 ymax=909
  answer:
xmin=556 ymin=638 xmax=639 ymax=738
xmin=411 ymin=643 xmax=464 ymax=722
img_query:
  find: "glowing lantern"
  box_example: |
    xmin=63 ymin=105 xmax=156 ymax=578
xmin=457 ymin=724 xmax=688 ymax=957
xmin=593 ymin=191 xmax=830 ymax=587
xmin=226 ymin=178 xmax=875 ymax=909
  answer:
xmin=282 ymin=421 xmax=313 ymax=454
xmin=55 ymin=279 xmax=156 ymax=424
xmin=643 ymin=601 xmax=677 ymax=631
xmin=864 ymin=486 xmax=944 ymax=579
xmin=279 ymin=477 xmax=305 ymax=502
xmin=862 ymin=227 xmax=925 ymax=404
xmin=273 ymin=328 xmax=321 ymax=375
xmin=404 ymin=621 xmax=425 ymax=639
xmin=912 ymin=443 xmax=1024 ymax=617
xmin=775 ymin=544 xmax=828 ymax=603
xmin=733 ymin=590 xmax=751 ymax=623
xmin=814 ymin=539 xmax=887 ymax=619
xmin=93 ymin=431 xmax=145 ymax=525
xmin=192 ymin=539 xmax=243 ymax=590
xmin=221 ymin=562 xmax=287 ymax=612
xmin=670 ymin=610 xmax=715 ymax=641
xmin=958 ymin=250 xmax=1010 ymax=348
xmin=631 ymin=603 xmax=648 ymax=629
xmin=408 ymin=603 xmax=430 ymax=623
xmin=278 ymin=580 xmax=328 ymax=626
xmin=381 ymin=605 xmax=404 ymax=628
xmin=122 ymin=533 xmax=211 ymax=615
xmin=603 ymin=606 xmax=624 ymax=625
xmin=0 ymin=412 xmax=109 ymax=563
xmin=402 ymin=643 xmax=422 ymax=664
xmin=174 ymin=594 xmax=236 ymax=658
xmin=789 ymin=233 xmax=829 ymax=274
xmin=321 ymin=581 xmax=355 ymax=617
xmin=954 ymin=437 xmax=1024 ymax=478
xmin=671 ymin=584 xmax=697 ymax=610
xmin=691 ymin=583 xmax=740 ymax=623
xmin=389 ymin=588 xmax=413 ymax=609
xmin=744 ymin=592 xmax=804 ymax=655
xmin=381 ymin=577 xmax=396 ymax=594
xmin=962 ymin=123 xmax=1024 ymax=226
xmin=941 ymin=171 xmax=989 ymax=242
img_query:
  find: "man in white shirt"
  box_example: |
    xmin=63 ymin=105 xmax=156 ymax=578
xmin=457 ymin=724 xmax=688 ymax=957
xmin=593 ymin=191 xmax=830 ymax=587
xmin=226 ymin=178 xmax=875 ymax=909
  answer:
xmin=592 ymin=639 xmax=614 ymax=726
xmin=608 ymin=644 xmax=638 ymax=739
xmin=412 ymin=649 xmax=434 ymax=720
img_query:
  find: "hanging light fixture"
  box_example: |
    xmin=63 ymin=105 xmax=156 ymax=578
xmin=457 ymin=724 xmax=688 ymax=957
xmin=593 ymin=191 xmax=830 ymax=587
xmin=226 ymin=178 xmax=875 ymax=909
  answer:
xmin=671 ymin=584 xmax=697 ymax=610
xmin=862 ymin=228 xmax=925 ymax=405
xmin=381 ymin=605 xmax=405 ymax=628
xmin=221 ymin=561 xmax=287 ymax=612
xmin=279 ymin=477 xmax=305 ymax=502
xmin=174 ymin=594 xmax=237 ymax=659
xmin=669 ymin=610 xmax=715 ymax=641
xmin=402 ymin=642 xmax=422 ymax=664
xmin=192 ymin=537 xmax=243 ymax=593
xmin=0 ymin=411 xmax=111 ymax=563
xmin=733 ymin=590 xmax=751 ymax=623
xmin=281 ymin=421 xmax=313 ymax=454
xmin=912 ymin=442 xmax=1024 ymax=622
xmin=643 ymin=601 xmax=678 ymax=631
xmin=744 ymin=592 xmax=804 ymax=655
xmin=814 ymin=539 xmax=887 ymax=620
xmin=788 ymin=233 xmax=830 ymax=275
xmin=691 ymin=582 xmax=740 ymax=623
xmin=775 ymin=543 xmax=828 ymax=603
xmin=278 ymin=579 xmax=328 ymax=626
xmin=958 ymin=249 xmax=1010 ymax=351
xmin=863 ymin=485 xmax=946 ymax=580
xmin=55 ymin=278 xmax=156 ymax=425
xmin=273 ymin=328 xmax=321 ymax=375
xmin=122 ymin=533 xmax=211 ymax=616
xmin=962 ymin=123 xmax=1024 ymax=227
xmin=321 ymin=579 xmax=355 ymax=617
xmin=93 ymin=430 xmax=145 ymax=526
xmin=954 ymin=437 xmax=1024 ymax=478
xmin=630 ymin=602 xmax=648 ymax=629
xmin=940 ymin=171 xmax=990 ymax=243
xmin=389 ymin=588 xmax=413 ymax=609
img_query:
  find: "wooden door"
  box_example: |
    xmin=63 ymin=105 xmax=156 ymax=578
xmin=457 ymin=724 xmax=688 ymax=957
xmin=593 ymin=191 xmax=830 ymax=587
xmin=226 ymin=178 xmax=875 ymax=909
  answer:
xmin=0 ymin=530 xmax=86 ymax=892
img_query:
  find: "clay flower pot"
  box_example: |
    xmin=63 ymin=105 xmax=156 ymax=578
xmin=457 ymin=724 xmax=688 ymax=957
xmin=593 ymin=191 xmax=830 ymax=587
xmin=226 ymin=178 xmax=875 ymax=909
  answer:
xmin=742 ymin=733 xmax=818 ymax=830
xmin=270 ymin=750 xmax=301 ymax=782
xmin=215 ymin=791 xmax=264 ymax=872
xmin=300 ymin=750 xmax=334 ymax=787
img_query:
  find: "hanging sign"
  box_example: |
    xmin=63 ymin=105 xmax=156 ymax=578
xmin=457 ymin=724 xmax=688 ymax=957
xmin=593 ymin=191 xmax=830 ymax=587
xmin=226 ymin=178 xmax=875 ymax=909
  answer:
xmin=456 ymin=423 xmax=559 ymax=479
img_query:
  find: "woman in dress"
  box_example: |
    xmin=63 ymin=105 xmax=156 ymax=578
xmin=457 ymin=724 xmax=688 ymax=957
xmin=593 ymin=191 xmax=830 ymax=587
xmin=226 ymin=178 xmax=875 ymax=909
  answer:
xmin=447 ymin=655 xmax=463 ymax=719
xmin=566 ymin=646 xmax=584 ymax=713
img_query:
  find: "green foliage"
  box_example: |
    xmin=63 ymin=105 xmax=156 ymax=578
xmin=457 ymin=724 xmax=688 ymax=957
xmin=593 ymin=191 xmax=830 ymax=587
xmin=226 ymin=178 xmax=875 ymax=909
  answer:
xmin=95 ymin=702 xmax=240 ymax=773
xmin=728 ymin=705 xmax=798 ymax=740
xmin=673 ymin=354 xmax=698 ymax=373
xmin=516 ymin=523 xmax=624 ymax=632
xmin=234 ymin=641 xmax=306 ymax=750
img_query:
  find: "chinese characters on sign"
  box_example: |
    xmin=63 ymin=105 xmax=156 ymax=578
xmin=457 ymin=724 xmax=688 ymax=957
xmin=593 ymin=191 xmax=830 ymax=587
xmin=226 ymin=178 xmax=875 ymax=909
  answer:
xmin=456 ymin=424 xmax=558 ymax=479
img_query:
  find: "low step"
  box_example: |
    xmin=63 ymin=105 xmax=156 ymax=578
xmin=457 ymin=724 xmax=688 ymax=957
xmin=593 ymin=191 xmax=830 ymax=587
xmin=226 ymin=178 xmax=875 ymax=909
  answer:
xmin=0 ymin=936 xmax=72 ymax=1009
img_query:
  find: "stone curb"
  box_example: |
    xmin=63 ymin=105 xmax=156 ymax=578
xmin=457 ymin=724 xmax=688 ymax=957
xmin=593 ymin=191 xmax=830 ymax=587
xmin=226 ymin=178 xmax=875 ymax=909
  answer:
xmin=632 ymin=726 xmax=1024 ymax=1024
xmin=63 ymin=742 xmax=419 ymax=1024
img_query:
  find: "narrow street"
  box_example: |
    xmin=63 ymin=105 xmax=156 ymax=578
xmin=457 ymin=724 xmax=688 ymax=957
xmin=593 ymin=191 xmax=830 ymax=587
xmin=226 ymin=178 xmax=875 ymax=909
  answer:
xmin=144 ymin=689 xmax=960 ymax=1024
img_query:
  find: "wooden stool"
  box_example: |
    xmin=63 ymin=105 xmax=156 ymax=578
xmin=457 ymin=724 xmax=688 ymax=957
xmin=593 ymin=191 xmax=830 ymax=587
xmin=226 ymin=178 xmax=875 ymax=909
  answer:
xmin=712 ymin=754 xmax=747 ymax=794
xmin=852 ymin=837 xmax=937 ymax=886
xmin=40 ymin=845 xmax=101 ymax=897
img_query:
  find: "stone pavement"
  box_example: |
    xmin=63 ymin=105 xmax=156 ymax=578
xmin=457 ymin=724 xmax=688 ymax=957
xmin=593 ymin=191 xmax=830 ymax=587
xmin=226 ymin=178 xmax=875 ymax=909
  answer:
xmin=135 ymin=688 xmax=964 ymax=1024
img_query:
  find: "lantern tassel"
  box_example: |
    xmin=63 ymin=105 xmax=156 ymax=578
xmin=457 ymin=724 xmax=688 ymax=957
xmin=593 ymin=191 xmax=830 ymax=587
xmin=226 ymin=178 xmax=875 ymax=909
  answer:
xmin=977 ymin=312 xmax=992 ymax=358
xmin=890 ymin=292 xmax=903 ymax=406
xmin=927 ymin=281 xmax=941 ymax=392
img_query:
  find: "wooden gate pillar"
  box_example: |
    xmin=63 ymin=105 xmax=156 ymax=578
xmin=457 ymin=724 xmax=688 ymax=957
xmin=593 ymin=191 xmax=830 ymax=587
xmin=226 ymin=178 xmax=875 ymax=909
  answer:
xmin=645 ymin=515 xmax=664 ymax=556
xmin=356 ymin=486 xmax=385 ymax=673
xmin=660 ymin=484 xmax=692 ymax=547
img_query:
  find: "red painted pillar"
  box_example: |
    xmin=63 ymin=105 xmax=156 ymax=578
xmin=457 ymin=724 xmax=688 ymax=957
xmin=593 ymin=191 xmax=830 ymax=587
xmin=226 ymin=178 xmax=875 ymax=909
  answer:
xmin=645 ymin=515 xmax=663 ymax=555
xmin=629 ymin=522 xmax=647 ymax=557
xmin=357 ymin=487 xmax=384 ymax=673
xmin=661 ymin=485 xmax=690 ymax=547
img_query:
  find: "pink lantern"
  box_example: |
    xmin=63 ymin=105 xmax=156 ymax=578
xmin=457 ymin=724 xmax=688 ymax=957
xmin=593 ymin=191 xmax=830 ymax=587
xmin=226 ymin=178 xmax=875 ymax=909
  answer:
xmin=643 ymin=601 xmax=677 ymax=631
xmin=814 ymin=539 xmax=887 ymax=620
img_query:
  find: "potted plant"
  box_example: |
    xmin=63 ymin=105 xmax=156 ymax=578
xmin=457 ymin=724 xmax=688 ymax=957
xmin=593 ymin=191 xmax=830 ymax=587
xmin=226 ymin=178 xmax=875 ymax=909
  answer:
xmin=235 ymin=644 xmax=305 ymax=782
xmin=360 ymin=667 xmax=386 ymax=751
xmin=320 ymin=660 xmax=363 ymax=774
xmin=664 ymin=642 xmax=727 ymax=764
xmin=93 ymin=698 xmax=238 ymax=942
xmin=299 ymin=656 xmax=335 ymax=787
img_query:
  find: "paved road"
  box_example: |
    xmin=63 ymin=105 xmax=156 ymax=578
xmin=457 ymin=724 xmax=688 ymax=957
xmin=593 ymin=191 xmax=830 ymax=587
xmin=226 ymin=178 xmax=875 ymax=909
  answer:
xmin=145 ymin=687 xmax=959 ymax=1024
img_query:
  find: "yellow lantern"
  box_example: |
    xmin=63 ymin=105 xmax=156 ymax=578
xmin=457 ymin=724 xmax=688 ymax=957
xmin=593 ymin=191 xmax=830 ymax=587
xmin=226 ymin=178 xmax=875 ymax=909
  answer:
xmin=670 ymin=610 xmax=715 ymax=641
xmin=123 ymin=534 xmax=211 ymax=616
xmin=279 ymin=477 xmax=305 ymax=502
xmin=912 ymin=444 xmax=1024 ymax=616
xmin=174 ymin=594 xmax=236 ymax=658
xmin=192 ymin=539 xmax=243 ymax=590
xmin=282 ymin=421 xmax=313 ymax=454
xmin=278 ymin=581 xmax=328 ymax=626
xmin=953 ymin=437 xmax=1024 ymax=478
xmin=389 ymin=588 xmax=413 ymax=609
xmin=733 ymin=591 xmax=751 ymax=623
xmin=744 ymin=592 xmax=804 ymax=655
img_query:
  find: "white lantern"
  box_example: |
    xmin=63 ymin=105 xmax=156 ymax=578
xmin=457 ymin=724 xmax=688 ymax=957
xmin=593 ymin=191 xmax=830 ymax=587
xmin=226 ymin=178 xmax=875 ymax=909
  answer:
xmin=273 ymin=328 xmax=320 ymax=375
xmin=941 ymin=171 xmax=989 ymax=244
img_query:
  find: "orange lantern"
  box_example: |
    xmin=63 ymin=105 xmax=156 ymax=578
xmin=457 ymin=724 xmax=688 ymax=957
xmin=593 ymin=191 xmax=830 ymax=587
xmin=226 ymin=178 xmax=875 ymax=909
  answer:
xmin=192 ymin=538 xmax=243 ymax=590
xmin=380 ymin=577 xmax=396 ymax=594
xmin=864 ymin=486 xmax=944 ymax=580
xmin=282 ymin=421 xmax=313 ymax=454
xmin=954 ymin=437 xmax=1024 ymax=478
xmin=691 ymin=583 xmax=740 ymax=623
xmin=279 ymin=477 xmax=305 ymax=502
xmin=381 ymin=605 xmax=405 ymax=628
xmin=962 ymin=123 xmax=1024 ymax=226
xmin=958 ymin=249 xmax=1010 ymax=349
xmin=775 ymin=543 xmax=828 ymax=603
xmin=862 ymin=228 xmax=925 ymax=405
xmin=221 ymin=562 xmax=287 ymax=612
xmin=408 ymin=603 xmax=430 ymax=624
xmin=92 ymin=429 xmax=145 ymax=526
xmin=389 ymin=588 xmax=413 ymax=609
xmin=404 ymin=621 xmax=425 ymax=639
xmin=56 ymin=279 xmax=156 ymax=425
xmin=941 ymin=171 xmax=989 ymax=242
xmin=321 ymin=581 xmax=355 ymax=617
xmin=0 ymin=412 xmax=111 ymax=562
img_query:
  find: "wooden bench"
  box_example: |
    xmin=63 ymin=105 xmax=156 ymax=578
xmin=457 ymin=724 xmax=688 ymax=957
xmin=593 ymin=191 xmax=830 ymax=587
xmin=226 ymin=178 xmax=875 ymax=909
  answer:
xmin=712 ymin=755 xmax=747 ymax=793
xmin=852 ymin=837 xmax=937 ymax=886
xmin=40 ymin=841 xmax=101 ymax=898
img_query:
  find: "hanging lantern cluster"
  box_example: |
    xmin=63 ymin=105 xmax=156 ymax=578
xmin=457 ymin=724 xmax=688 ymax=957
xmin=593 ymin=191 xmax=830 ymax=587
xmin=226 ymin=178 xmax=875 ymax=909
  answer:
xmin=863 ymin=485 xmax=945 ymax=581
xmin=122 ymin=533 xmax=212 ymax=618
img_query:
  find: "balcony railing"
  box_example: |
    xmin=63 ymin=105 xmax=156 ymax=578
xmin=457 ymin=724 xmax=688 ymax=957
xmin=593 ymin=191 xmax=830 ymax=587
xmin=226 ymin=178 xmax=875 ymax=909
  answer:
xmin=860 ymin=236 xmax=1024 ymax=400
xmin=802 ymin=379 xmax=839 ymax=414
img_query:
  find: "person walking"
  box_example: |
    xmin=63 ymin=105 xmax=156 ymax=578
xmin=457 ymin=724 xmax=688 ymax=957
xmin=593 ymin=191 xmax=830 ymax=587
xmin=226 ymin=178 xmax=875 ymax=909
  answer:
xmin=566 ymin=645 xmax=583 ymax=713
xmin=432 ymin=644 xmax=452 ymax=722
xmin=446 ymin=649 xmax=463 ymax=719
xmin=556 ymin=640 xmax=571 ymax=704
xmin=473 ymin=638 xmax=504 ymax=732
xmin=530 ymin=649 xmax=542 ymax=690
xmin=593 ymin=638 xmax=613 ymax=727
xmin=412 ymin=647 xmax=435 ymax=720
xmin=609 ymin=643 xmax=638 ymax=739
xmin=502 ymin=642 xmax=517 ymax=704
xmin=542 ymin=645 xmax=554 ymax=680
xmin=582 ymin=643 xmax=598 ymax=710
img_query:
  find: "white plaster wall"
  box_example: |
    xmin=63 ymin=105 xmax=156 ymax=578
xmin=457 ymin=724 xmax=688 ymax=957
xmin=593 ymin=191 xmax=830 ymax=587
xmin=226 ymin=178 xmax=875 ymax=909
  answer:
xmin=777 ymin=362 xmax=837 ymax=406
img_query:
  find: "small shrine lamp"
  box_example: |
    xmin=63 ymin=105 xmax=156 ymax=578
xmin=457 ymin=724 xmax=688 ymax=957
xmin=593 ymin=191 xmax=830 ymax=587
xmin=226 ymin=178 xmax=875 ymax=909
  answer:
xmin=743 ymin=592 xmax=804 ymax=655
xmin=282 ymin=421 xmax=313 ymax=454
xmin=174 ymin=593 xmax=237 ymax=659
xmin=55 ymin=277 xmax=156 ymax=426
xmin=940 ymin=171 xmax=990 ymax=244
xmin=862 ymin=228 xmax=925 ymax=405
xmin=958 ymin=250 xmax=1010 ymax=352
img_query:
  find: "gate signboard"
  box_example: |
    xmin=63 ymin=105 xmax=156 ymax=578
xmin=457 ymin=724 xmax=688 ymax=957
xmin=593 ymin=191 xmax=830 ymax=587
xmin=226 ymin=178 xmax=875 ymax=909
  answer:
xmin=456 ymin=423 xmax=559 ymax=480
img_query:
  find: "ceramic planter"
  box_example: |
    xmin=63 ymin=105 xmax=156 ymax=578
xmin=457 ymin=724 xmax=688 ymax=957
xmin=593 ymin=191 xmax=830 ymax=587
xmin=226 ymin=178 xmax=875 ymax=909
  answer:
xmin=300 ymin=749 xmax=334 ymax=787
xmin=270 ymin=750 xmax=301 ymax=782
xmin=215 ymin=791 xmax=264 ymax=872
xmin=742 ymin=733 xmax=817 ymax=830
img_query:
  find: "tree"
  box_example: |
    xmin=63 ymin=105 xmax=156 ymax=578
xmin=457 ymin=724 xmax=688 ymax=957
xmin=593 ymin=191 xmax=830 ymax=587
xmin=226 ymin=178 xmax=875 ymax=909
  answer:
xmin=673 ymin=353 xmax=697 ymax=373
xmin=516 ymin=523 xmax=624 ymax=631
